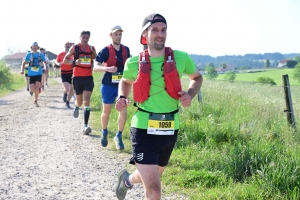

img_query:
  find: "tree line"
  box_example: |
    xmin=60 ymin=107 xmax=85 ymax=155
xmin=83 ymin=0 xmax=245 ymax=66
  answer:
xmin=190 ymin=52 xmax=299 ymax=69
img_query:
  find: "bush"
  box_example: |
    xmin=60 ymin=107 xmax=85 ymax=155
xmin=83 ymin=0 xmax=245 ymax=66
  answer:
xmin=224 ymin=71 xmax=236 ymax=82
xmin=0 ymin=62 xmax=13 ymax=88
xmin=256 ymin=77 xmax=276 ymax=85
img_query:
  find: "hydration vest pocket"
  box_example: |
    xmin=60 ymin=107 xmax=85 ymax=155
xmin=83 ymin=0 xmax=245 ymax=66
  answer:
xmin=164 ymin=74 xmax=182 ymax=99
xmin=133 ymin=72 xmax=150 ymax=103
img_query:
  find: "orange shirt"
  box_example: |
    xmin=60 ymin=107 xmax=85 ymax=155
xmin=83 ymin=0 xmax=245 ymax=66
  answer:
xmin=73 ymin=43 xmax=94 ymax=77
xmin=56 ymin=52 xmax=73 ymax=74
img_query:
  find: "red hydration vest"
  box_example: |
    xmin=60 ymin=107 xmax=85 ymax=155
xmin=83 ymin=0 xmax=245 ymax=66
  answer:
xmin=73 ymin=43 xmax=95 ymax=76
xmin=104 ymin=45 xmax=128 ymax=67
xmin=133 ymin=47 xmax=182 ymax=103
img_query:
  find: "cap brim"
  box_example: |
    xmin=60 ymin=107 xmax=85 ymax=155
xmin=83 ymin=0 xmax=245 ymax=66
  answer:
xmin=140 ymin=35 xmax=147 ymax=45
xmin=111 ymin=29 xmax=124 ymax=33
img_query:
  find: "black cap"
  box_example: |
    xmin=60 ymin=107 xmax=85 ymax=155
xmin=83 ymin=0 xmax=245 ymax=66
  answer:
xmin=140 ymin=13 xmax=167 ymax=45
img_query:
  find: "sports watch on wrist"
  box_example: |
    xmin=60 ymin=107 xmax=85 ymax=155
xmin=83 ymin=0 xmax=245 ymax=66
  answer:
xmin=117 ymin=95 xmax=127 ymax=101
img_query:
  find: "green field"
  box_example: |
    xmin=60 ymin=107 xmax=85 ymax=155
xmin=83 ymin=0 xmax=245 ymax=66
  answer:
xmin=91 ymin=72 xmax=300 ymax=199
xmin=216 ymin=68 xmax=299 ymax=86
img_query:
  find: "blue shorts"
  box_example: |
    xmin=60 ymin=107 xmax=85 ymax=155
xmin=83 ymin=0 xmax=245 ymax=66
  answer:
xmin=101 ymin=84 xmax=118 ymax=104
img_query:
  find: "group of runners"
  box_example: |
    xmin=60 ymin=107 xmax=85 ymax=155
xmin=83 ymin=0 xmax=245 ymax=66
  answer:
xmin=19 ymin=13 xmax=203 ymax=200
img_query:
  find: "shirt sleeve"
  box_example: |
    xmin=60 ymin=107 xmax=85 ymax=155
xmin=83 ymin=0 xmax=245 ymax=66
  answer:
xmin=25 ymin=52 xmax=31 ymax=62
xmin=183 ymin=54 xmax=197 ymax=75
xmin=123 ymin=56 xmax=138 ymax=81
xmin=95 ymin=47 xmax=109 ymax=63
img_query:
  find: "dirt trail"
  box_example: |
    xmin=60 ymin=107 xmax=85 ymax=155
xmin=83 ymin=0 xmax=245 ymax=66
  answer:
xmin=0 ymin=79 xmax=184 ymax=200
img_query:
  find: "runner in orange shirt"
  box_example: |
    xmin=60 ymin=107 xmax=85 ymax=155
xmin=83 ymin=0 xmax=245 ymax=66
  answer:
xmin=63 ymin=31 xmax=96 ymax=135
xmin=55 ymin=42 xmax=74 ymax=108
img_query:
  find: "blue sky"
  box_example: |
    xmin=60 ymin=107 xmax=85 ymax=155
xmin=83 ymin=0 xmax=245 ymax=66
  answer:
xmin=1 ymin=0 xmax=299 ymax=58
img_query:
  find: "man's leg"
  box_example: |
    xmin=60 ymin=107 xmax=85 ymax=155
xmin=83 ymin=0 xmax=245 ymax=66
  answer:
xmin=82 ymin=90 xmax=92 ymax=135
xmin=100 ymin=103 xmax=112 ymax=147
xmin=114 ymin=108 xmax=127 ymax=150
xmin=45 ymin=69 xmax=49 ymax=86
xmin=62 ymin=82 xmax=69 ymax=102
xmin=34 ymin=81 xmax=41 ymax=106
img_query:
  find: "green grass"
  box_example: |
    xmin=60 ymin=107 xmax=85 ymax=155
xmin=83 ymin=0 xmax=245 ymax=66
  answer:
xmin=216 ymin=68 xmax=300 ymax=86
xmin=90 ymin=72 xmax=300 ymax=199
xmin=0 ymin=62 xmax=26 ymax=97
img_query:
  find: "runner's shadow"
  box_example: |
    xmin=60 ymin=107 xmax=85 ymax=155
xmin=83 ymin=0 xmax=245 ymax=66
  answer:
xmin=48 ymin=106 xmax=71 ymax=110
xmin=89 ymin=134 xmax=101 ymax=138
xmin=0 ymin=99 xmax=15 ymax=106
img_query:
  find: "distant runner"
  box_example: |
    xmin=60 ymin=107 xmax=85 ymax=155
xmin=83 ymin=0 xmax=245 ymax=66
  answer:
xmin=63 ymin=31 xmax=96 ymax=135
xmin=20 ymin=42 xmax=47 ymax=107
xmin=55 ymin=42 xmax=74 ymax=108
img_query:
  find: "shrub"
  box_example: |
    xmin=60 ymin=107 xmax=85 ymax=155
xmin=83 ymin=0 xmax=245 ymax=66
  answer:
xmin=0 ymin=62 xmax=13 ymax=88
xmin=256 ymin=77 xmax=276 ymax=85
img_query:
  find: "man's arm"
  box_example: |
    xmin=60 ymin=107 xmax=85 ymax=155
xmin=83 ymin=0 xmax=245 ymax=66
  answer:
xmin=93 ymin=62 xmax=115 ymax=72
xmin=20 ymin=59 xmax=26 ymax=74
xmin=186 ymin=70 xmax=203 ymax=99
xmin=63 ymin=46 xmax=76 ymax=65
xmin=179 ymin=70 xmax=203 ymax=107
xmin=115 ymin=78 xmax=134 ymax=111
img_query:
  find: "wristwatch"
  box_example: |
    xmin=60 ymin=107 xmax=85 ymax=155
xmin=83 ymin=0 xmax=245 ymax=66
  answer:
xmin=117 ymin=95 xmax=127 ymax=101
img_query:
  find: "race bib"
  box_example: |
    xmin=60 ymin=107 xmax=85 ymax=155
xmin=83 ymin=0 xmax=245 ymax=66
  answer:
xmin=79 ymin=55 xmax=91 ymax=65
xmin=111 ymin=72 xmax=123 ymax=83
xmin=30 ymin=66 xmax=39 ymax=72
xmin=147 ymin=113 xmax=175 ymax=135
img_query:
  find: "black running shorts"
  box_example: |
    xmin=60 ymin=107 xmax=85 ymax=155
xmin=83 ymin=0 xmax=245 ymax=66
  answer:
xmin=129 ymin=127 xmax=178 ymax=167
xmin=61 ymin=74 xmax=72 ymax=84
xmin=72 ymin=76 xmax=94 ymax=95
xmin=29 ymin=75 xmax=42 ymax=84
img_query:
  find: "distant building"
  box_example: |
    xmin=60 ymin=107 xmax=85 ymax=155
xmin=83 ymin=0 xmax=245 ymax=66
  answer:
xmin=46 ymin=51 xmax=57 ymax=60
xmin=277 ymin=59 xmax=289 ymax=68
xmin=4 ymin=51 xmax=57 ymax=68
xmin=4 ymin=52 xmax=27 ymax=68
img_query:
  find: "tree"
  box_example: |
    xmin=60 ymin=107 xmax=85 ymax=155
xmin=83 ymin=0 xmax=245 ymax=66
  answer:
xmin=221 ymin=63 xmax=226 ymax=69
xmin=294 ymin=54 xmax=300 ymax=63
xmin=205 ymin=65 xmax=218 ymax=80
xmin=224 ymin=71 xmax=236 ymax=82
xmin=286 ymin=60 xmax=298 ymax=68
xmin=293 ymin=63 xmax=300 ymax=83
xmin=265 ymin=59 xmax=270 ymax=68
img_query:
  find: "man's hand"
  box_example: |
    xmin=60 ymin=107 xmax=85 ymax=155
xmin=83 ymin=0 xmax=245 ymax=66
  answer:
xmin=75 ymin=59 xmax=82 ymax=65
xmin=20 ymin=70 xmax=24 ymax=75
xmin=178 ymin=91 xmax=192 ymax=107
xmin=115 ymin=98 xmax=130 ymax=112
xmin=108 ymin=66 xmax=118 ymax=73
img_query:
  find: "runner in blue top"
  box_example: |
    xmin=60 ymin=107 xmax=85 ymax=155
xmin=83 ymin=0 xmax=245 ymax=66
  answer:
xmin=20 ymin=42 xmax=47 ymax=107
xmin=93 ymin=25 xmax=130 ymax=150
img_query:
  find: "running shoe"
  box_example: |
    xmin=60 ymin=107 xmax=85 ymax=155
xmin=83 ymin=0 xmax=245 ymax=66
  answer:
xmin=26 ymin=85 xmax=29 ymax=91
xmin=100 ymin=132 xmax=108 ymax=147
xmin=30 ymin=92 xmax=33 ymax=96
xmin=114 ymin=169 xmax=132 ymax=200
xmin=46 ymin=83 xmax=48 ymax=87
xmin=63 ymin=93 xmax=67 ymax=102
xmin=114 ymin=134 xmax=124 ymax=150
xmin=73 ymin=107 xmax=79 ymax=118
xmin=83 ymin=125 xmax=92 ymax=135
xmin=34 ymin=101 xmax=39 ymax=107
xmin=66 ymin=101 xmax=71 ymax=109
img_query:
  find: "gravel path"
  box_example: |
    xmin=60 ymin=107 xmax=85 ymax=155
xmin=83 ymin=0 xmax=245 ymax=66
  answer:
xmin=0 ymin=79 xmax=185 ymax=200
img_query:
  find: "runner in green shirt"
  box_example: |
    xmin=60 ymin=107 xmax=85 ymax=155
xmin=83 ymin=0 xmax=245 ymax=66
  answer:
xmin=114 ymin=13 xmax=203 ymax=200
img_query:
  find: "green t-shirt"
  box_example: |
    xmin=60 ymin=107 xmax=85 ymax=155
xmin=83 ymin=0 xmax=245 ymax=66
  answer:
xmin=123 ymin=50 xmax=196 ymax=129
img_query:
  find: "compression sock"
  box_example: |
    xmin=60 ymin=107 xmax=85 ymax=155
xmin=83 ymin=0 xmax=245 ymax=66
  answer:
xmin=102 ymin=128 xmax=108 ymax=134
xmin=84 ymin=106 xmax=90 ymax=125
xmin=116 ymin=131 xmax=122 ymax=136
